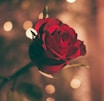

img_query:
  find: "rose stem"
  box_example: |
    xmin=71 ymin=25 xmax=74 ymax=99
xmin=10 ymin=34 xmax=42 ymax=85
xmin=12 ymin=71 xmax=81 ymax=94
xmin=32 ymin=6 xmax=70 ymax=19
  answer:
xmin=0 ymin=62 xmax=34 ymax=90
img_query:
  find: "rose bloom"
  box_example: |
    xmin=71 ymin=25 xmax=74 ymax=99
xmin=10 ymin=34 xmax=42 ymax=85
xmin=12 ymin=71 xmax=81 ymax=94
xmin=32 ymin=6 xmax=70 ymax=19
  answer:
xmin=29 ymin=18 xmax=86 ymax=74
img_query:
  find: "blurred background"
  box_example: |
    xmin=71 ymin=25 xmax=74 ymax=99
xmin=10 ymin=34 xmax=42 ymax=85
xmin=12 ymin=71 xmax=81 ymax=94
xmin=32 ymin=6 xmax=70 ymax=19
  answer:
xmin=0 ymin=0 xmax=104 ymax=101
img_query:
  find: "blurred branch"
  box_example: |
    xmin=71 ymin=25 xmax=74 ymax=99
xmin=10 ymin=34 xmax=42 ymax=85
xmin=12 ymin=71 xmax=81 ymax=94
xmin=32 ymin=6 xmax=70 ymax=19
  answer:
xmin=0 ymin=62 xmax=34 ymax=90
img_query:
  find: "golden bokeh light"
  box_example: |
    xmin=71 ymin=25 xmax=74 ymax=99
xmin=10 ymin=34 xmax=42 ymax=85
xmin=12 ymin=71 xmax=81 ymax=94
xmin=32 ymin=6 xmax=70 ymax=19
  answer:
xmin=23 ymin=20 xmax=33 ymax=30
xmin=3 ymin=21 xmax=13 ymax=31
xmin=70 ymin=77 xmax=81 ymax=89
xmin=46 ymin=97 xmax=55 ymax=101
xmin=38 ymin=12 xmax=43 ymax=19
xmin=21 ymin=1 xmax=30 ymax=9
xmin=66 ymin=0 xmax=76 ymax=3
xmin=45 ymin=84 xmax=55 ymax=94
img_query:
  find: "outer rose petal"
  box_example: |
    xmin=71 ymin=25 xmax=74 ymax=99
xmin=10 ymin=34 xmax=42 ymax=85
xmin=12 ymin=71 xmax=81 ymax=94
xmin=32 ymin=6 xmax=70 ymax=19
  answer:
xmin=69 ymin=40 xmax=86 ymax=59
xmin=43 ymin=18 xmax=61 ymax=31
xmin=39 ymin=62 xmax=66 ymax=74
xmin=35 ymin=18 xmax=50 ymax=35
xmin=75 ymin=40 xmax=86 ymax=55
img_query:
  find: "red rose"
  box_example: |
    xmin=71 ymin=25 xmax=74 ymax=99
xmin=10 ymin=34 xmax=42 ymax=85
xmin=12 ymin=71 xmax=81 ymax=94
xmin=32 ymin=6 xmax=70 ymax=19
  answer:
xmin=29 ymin=18 xmax=86 ymax=74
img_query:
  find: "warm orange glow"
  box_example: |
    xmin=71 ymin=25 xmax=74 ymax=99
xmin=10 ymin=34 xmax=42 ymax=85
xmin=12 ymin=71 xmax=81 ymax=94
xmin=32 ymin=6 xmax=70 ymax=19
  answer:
xmin=45 ymin=84 xmax=55 ymax=94
xmin=21 ymin=1 xmax=30 ymax=9
xmin=23 ymin=20 xmax=33 ymax=30
xmin=3 ymin=21 xmax=13 ymax=31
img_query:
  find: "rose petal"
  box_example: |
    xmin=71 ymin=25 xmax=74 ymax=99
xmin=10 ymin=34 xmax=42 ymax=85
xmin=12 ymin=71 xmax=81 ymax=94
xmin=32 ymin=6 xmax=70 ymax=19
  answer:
xmin=69 ymin=40 xmax=86 ymax=59
xmin=39 ymin=62 xmax=66 ymax=74
xmin=43 ymin=18 xmax=61 ymax=31
xmin=35 ymin=18 xmax=50 ymax=36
